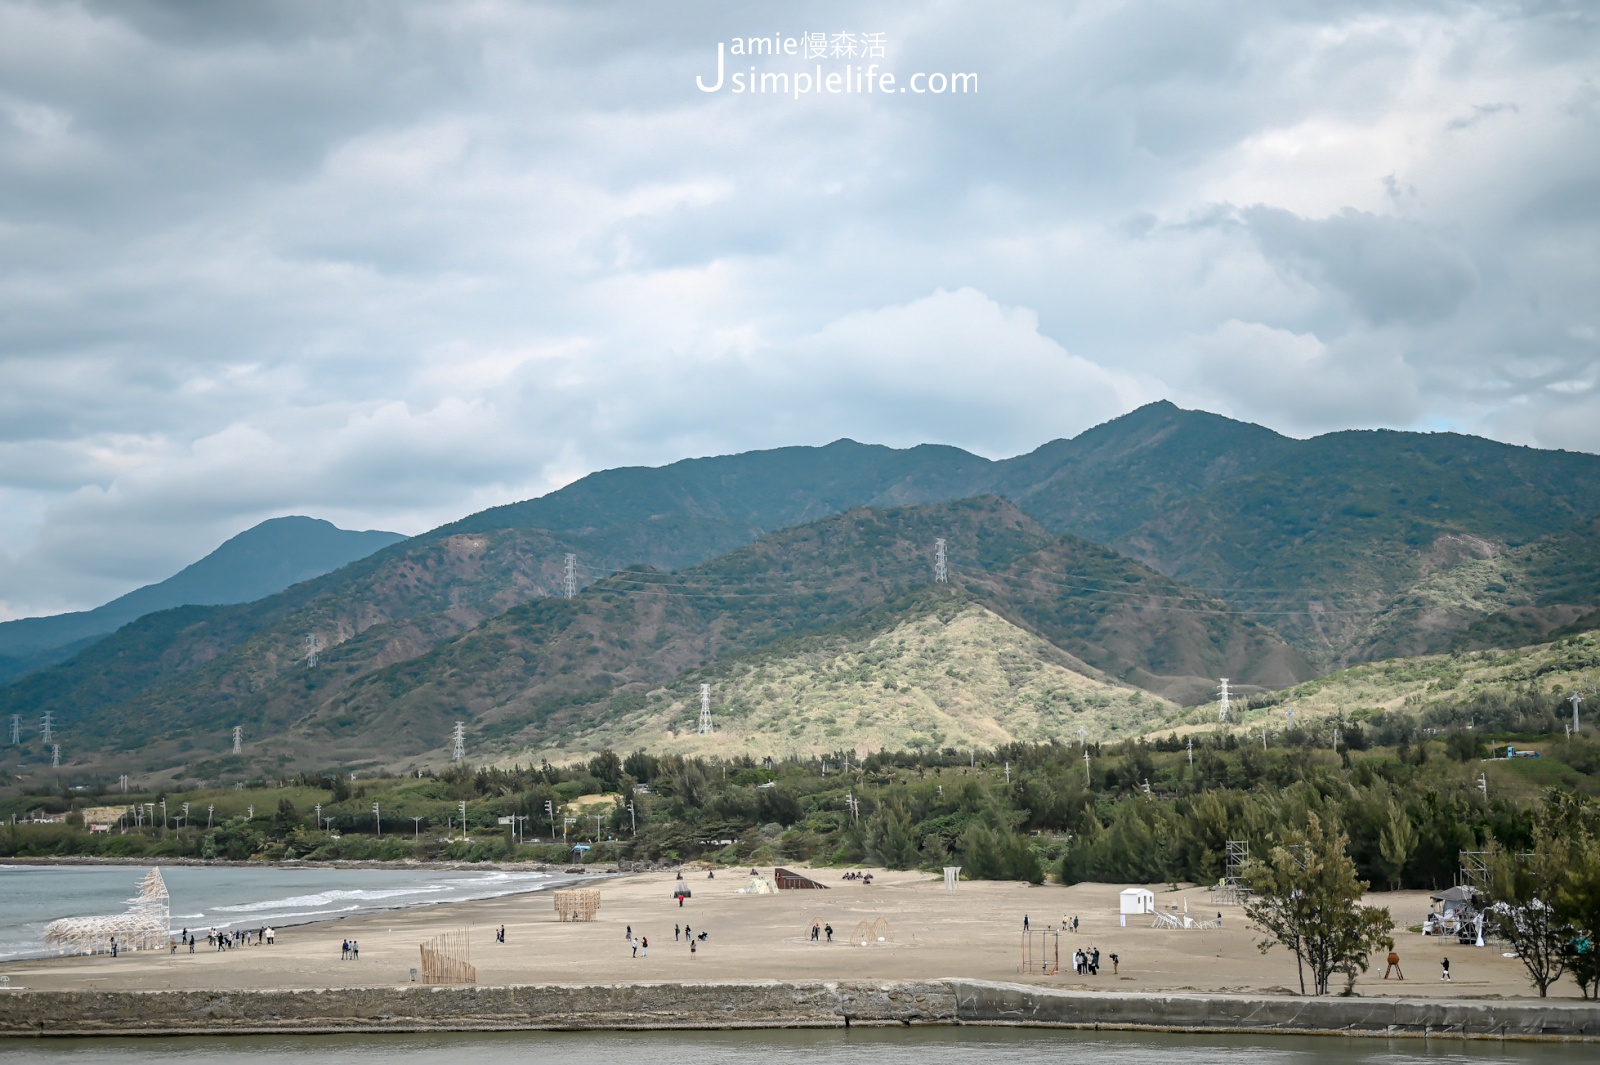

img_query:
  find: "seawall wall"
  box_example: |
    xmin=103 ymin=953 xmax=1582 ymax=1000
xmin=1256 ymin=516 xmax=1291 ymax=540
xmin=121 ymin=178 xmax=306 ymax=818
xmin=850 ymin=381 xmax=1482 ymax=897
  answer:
xmin=2 ymin=980 xmax=1597 ymax=1040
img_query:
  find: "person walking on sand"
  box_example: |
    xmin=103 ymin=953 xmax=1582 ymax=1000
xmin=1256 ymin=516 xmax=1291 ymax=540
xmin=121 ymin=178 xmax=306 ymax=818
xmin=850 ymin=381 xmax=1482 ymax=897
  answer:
xmin=1110 ymin=952 xmax=1119 ymax=975
xmin=641 ymin=936 xmax=648 ymax=958
xmin=1023 ymin=914 xmax=1030 ymax=932
xmin=675 ymin=923 xmax=681 ymax=941
xmin=352 ymin=940 xmax=359 ymax=960
xmin=1441 ymin=957 xmax=1451 ymax=982
xmin=626 ymin=924 xmax=632 ymax=940
xmin=690 ymin=938 xmax=697 ymax=958
xmin=631 ymin=937 xmax=638 ymax=958
xmin=1383 ymin=950 xmax=1403 ymax=979
xmin=825 ymin=923 xmax=833 ymax=943
xmin=341 ymin=939 xmax=349 ymax=960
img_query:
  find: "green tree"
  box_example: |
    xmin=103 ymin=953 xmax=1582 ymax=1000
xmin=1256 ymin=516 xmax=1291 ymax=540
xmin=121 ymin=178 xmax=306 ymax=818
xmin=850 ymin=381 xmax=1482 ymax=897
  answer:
xmin=866 ymin=800 xmax=918 ymax=870
xmin=1377 ymin=799 xmax=1415 ymax=890
xmin=1243 ymin=813 xmax=1395 ymax=995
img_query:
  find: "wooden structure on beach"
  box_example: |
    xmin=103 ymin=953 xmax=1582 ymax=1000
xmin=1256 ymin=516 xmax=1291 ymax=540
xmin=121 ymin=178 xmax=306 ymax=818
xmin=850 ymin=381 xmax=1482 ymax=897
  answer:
xmin=774 ymin=867 xmax=828 ymax=890
xmin=552 ymin=887 xmax=601 ymax=921
xmin=418 ymin=929 xmax=475 ymax=985
xmin=44 ymin=868 xmax=170 ymax=955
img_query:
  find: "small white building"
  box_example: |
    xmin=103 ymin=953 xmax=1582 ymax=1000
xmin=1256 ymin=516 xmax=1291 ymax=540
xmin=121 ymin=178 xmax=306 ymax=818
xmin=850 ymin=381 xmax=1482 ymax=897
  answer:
xmin=1120 ymin=887 xmax=1156 ymax=915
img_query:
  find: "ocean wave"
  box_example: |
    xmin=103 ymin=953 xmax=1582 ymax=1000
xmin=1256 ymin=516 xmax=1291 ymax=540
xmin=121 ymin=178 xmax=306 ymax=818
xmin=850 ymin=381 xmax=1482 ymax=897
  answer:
xmin=212 ymin=885 xmax=452 ymax=912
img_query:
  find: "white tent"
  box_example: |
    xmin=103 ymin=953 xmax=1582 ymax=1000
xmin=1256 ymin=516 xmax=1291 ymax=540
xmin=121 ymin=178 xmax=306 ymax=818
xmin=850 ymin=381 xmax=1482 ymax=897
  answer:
xmin=1120 ymin=888 xmax=1156 ymax=915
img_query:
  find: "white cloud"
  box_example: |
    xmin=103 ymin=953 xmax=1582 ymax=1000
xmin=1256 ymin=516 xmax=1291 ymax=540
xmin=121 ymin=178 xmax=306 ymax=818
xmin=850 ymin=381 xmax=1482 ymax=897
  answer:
xmin=0 ymin=0 xmax=1597 ymax=616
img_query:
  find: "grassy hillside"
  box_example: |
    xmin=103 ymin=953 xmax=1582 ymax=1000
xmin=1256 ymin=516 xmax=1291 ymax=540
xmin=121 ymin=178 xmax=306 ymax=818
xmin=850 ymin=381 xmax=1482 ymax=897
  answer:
xmin=522 ymin=599 xmax=1181 ymax=763
xmin=1208 ymin=628 xmax=1600 ymax=741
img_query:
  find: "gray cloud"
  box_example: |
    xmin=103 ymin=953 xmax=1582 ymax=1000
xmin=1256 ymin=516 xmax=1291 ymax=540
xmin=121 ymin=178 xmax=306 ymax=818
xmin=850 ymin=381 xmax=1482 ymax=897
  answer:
xmin=1242 ymin=207 xmax=1479 ymax=325
xmin=0 ymin=0 xmax=1597 ymax=616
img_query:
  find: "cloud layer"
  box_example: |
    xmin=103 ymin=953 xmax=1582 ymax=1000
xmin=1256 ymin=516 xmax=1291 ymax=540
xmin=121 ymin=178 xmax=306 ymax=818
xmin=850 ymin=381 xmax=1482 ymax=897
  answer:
xmin=1 ymin=0 xmax=1596 ymax=617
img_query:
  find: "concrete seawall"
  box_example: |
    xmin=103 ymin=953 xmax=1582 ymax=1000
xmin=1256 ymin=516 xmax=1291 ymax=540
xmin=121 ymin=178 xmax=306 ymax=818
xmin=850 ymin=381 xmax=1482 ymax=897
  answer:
xmin=2 ymin=981 xmax=1597 ymax=1040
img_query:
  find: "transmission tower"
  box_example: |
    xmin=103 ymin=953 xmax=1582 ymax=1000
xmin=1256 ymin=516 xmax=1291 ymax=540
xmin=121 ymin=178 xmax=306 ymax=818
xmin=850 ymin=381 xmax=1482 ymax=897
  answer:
xmin=41 ymin=710 xmax=54 ymax=744
xmin=1217 ymin=678 xmax=1231 ymax=722
xmin=8 ymin=715 xmax=17 ymax=745
xmin=232 ymin=726 xmax=243 ymax=754
xmin=563 ymin=553 xmax=577 ymax=599
xmin=304 ymin=633 xmax=320 ymax=667
xmin=698 ymin=683 xmax=714 ymax=734
xmin=933 ymin=538 xmax=948 ymax=583
xmin=51 ymin=744 xmax=60 ymax=768
xmin=452 ymin=721 xmax=466 ymax=762
xmin=1571 ymin=692 xmax=1583 ymax=733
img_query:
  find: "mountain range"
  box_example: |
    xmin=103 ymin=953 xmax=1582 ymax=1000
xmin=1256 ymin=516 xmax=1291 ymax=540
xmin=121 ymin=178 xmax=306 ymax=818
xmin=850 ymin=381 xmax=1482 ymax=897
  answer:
xmin=0 ymin=517 xmax=404 ymax=683
xmin=4 ymin=401 xmax=1598 ymax=782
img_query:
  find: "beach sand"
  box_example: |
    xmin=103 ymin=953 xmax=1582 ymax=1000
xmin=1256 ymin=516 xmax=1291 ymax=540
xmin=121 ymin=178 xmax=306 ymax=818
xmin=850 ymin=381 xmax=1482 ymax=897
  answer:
xmin=0 ymin=868 xmax=1557 ymax=998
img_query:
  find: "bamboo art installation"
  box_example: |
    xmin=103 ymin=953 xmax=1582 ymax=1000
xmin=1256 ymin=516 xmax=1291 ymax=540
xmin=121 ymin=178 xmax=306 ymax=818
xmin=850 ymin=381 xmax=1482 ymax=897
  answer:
xmin=851 ymin=916 xmax=895 ymax=946
xmin=552 ymin=887 xmax=600 ymax=921
xmin=418 ymin=929 xmax=476 ymax=985
xmin=44 ymin=868 xmax=170 ymax=955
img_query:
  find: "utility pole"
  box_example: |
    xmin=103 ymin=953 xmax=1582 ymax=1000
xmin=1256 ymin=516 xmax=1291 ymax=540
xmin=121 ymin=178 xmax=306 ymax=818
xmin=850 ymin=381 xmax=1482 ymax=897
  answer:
xmin=1478 ymin=773 xmax=1488 ymax=800
xmin=933 ymin=538 xmax=948 ymax=583
xmin=1004 ymin=761 xmax=1010 ymax=784
xmin=412 ymin=816 xmax=423 ymax=841
xmin=1218 ymin=679 xmax=1231 ymax=723
xmin=1186 ymin=737 xmax=1194 ymax=766
xmin=452 ymin=721 xmax=466 ymax=762
xmin=1286 ymin=709 xmax=1295 ymax=731
xmin=51 ymin=744 xmax=60 ymax=768
xmin=1571 ymin=693 xmax=1583 ymax=734
xmin=8 ymin=715 xmax=17 ymax=745
xmin=545 ymin=800 xmax=555 ymax=840
xmin=627 ymin=801 xmax=636 ymax=836
xmin=208 ymin=804 xmax=215 ymax=829
xmin=372 ymin=803 xmax=381 ymax=839
xmin=232 ymin=726 xmax=242 ymax=754
xmin=458 ymin=801 xmax=468 ymax=836
xmin=698 ymin=684 xmax=714 ymax=734
xmin=845 ymin=791 xmax=859 ymax=821
xmin=563 ymin=553 xmax=577 ymax=599
xmin=180 ymin=802 xmax=189 ymax=829
xmin=1083 ymin=748 xmax=1091 ymax=787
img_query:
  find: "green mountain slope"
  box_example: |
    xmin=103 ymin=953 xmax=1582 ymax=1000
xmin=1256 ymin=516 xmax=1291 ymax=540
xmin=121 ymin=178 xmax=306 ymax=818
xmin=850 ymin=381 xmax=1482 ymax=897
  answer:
xmin=1107 ymin=428 xmax=1600 ymax=668
xmin=208 ymin=498 xmax=1293 ymax=775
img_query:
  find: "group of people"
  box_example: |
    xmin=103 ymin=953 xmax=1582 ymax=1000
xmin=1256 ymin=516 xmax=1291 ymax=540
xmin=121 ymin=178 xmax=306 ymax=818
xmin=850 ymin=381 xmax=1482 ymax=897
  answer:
xmin=340 ymin=938 xmax=361 ymax=960
xmin=840 ymin=872 xmax=874 ymax=883
xmin=181 ymin=926 xmax=273 ymax=951
xmin=1072 ymin=947 xmax=1115 ymax=975
xmin=809 ymin=921 xmax=835 ymax=943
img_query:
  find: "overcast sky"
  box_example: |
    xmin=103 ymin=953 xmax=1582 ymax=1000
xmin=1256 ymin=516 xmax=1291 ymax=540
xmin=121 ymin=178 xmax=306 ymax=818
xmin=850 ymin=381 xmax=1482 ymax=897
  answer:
xmin=1 ymin=0 xmax=1597 ymax=619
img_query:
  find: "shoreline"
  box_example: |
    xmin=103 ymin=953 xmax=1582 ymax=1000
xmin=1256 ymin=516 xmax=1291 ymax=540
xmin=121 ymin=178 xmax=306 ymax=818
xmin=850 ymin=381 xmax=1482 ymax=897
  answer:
xmin=1 ymin=862 xmax=610 ymax=965
xmin=2 ymin=981 xmax=1598 ymax=1040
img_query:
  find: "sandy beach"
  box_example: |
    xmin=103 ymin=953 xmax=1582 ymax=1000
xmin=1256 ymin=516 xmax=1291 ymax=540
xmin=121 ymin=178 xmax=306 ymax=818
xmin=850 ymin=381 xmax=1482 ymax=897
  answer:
xmin=0 ymin=868 xmax=1560 ymax=999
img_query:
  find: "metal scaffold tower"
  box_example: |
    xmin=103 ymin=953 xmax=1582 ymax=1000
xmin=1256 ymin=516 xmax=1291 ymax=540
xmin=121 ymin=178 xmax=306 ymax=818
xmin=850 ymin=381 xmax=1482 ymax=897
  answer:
xmin=1217 ymin=839 xmax=1251 ymax=904
xmin=1460 ymin=850 xmax=1492 ymax=895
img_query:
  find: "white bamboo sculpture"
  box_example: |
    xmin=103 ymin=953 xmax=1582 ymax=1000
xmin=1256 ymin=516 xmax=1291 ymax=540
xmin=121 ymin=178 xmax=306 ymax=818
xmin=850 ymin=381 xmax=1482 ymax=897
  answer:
xmin=44 ymin=868 xmax=170 ymax=955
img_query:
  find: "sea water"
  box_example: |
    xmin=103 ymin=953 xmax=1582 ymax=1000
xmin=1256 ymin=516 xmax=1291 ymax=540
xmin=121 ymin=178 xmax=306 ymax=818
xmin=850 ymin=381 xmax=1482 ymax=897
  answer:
xmin=0 ymin=1028 xmax=1590 ymax=1065
xmin=0 ymin=864 xmax=585 ymax=960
